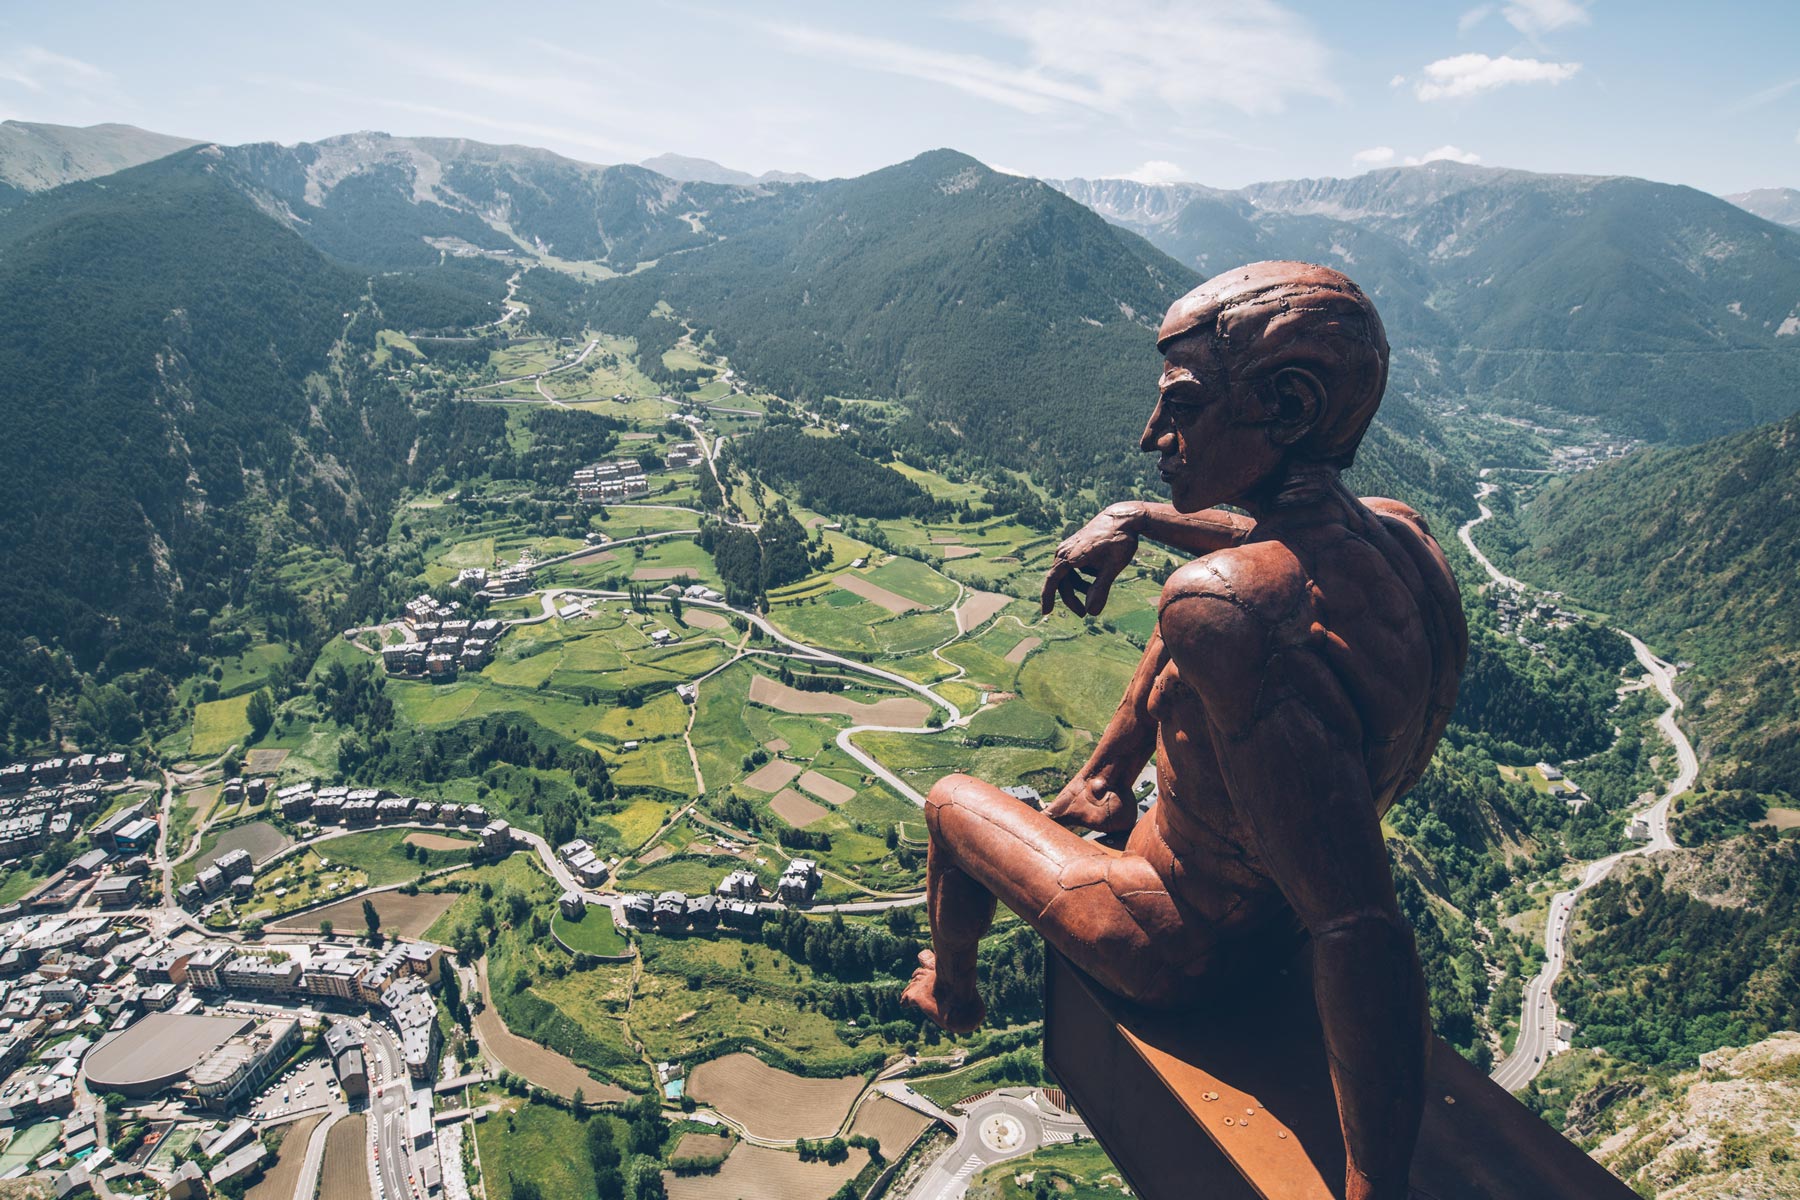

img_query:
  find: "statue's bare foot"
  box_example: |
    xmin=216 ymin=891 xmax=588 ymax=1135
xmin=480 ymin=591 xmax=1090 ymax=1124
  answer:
xmin=901 ymin=950 xmax=985 ymax=1033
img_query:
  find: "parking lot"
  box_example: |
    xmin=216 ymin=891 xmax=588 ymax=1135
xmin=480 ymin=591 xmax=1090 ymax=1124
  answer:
xmin=250 ymin=1056 xmax=340 ymax=1122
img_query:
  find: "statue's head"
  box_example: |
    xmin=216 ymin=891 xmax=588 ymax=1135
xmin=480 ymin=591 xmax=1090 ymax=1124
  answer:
xmin=1142 ymin=261 xmax=1388 ymax=514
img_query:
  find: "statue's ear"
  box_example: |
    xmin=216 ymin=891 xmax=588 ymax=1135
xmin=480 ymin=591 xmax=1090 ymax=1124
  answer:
xmin=1265 ymin=367 xmax=1324 ymax=446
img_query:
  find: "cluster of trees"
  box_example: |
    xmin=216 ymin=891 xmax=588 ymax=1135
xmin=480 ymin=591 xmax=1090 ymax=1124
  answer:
xmin=409 ymin=403 xmax=623 ymax=490
xmin=729 ymin=428 xmax=934 ymax=520
xmin=696 ymin=502 xmax=820 ymax=605
xmin=1561 ymin=835 xmax=1800 ymax=1065
xmin=577 ymin=1096 xmax=668 ymax=1200
xmin=1451 ymin=616 xmax=1635 ymax=765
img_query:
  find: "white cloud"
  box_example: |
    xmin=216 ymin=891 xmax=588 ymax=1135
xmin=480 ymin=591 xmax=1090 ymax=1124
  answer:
xmin=1722 ymin=77 xmax=1800 ymax=116
xmin=763 ymin=0 xmax=1338 ymax=120
xmin=1352 ymin=146 xmax=1396 ymax=167
xmin=1389 ymin=74 xmax=1407 ymax=88
xmin=1458 ymin=5 xmax=1496 ymax=34
xmin=1415 ymin=53 xmax=1580 ymax=101
xmin=1114 ymin=159 xmax=1187 ymax=184
xmin=1406 ymin=145 xmax=1482 ymax=165
xmin=0 ymin=45 xmax=111 ymax=94
xmin=1502 ymin=0 xmax=1589 ymax=36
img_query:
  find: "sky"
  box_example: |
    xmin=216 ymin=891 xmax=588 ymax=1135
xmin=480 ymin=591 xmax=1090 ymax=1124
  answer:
xmin=2 ymin=1 xmax=1796 ymax=194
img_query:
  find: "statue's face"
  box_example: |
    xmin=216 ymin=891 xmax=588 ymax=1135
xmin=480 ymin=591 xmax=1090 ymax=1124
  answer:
xmin=1140 ymin=335 xmax=1285 ymax=514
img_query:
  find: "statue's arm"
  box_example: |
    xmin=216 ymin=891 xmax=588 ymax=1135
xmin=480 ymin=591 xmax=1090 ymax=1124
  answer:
xmin=1041 ymin=502 xmax=1252 ymax=618
xmin=1043 ymin=630 xmax=1165 ymax=834
xmin=1160 ymin=579 xmax=1427 ymax=1200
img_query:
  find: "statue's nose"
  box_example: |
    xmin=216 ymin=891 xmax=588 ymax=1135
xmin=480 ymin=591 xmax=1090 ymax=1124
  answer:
xmin=1141 ymin=415 xmax=1171 ymax=455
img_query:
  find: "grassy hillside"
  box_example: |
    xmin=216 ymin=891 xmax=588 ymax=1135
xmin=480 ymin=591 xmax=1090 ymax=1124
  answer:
xmin=0 ymin=120 xmax=198 ymax=200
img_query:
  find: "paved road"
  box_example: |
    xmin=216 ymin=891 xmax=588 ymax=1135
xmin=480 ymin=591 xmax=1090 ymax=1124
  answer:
xmin=291 ymin=1107 xmax=346 ymax=1200
xmin=899 ymin=1088 xmax=1088 ymax=1200
xmin=1463 ymin=473 xmax=1691 ymax=1091
xmin=460 ymin=337 xmax=597 ymax=398
xmin=541 ymin=587 xmax=966 ymax=807
xmin=367 ymin=1025 xmax=419 ymax=1200
xmin=1456 ymin=476 xmax=1530 ymax=592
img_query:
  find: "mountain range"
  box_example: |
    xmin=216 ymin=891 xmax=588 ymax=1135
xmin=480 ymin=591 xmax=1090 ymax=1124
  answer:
xmin=1726 ymin=187 xmax=1800 ymax=230
xmin=1052 ymin=165 xmax=1800 ymax=443
xmin=0 ymin=120 xmax=198 ymax=202
xmin=0 ymin=123 xmax=1794 ymax=751
xmin=638 ymin=152 xmax=814 ymax=186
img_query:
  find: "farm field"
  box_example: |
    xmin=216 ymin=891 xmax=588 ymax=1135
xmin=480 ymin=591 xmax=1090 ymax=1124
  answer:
xmin=596 ymin=795 xmax=676 ymax=849
xmin=797 ymin=770 xmax=856 ymax=805
xmin=748 ymin=675 xmax=928 ymax=726
xmin=767 ymin=596 xmax=959 ymax=657
xmin=406 ymin=831 xmax=477 ymax=851
xmin=270 ymin=888 xmax=458 ymax=940
xmin=319 ymin=1114 xmax=370 ymax=1200
xmin=956 ymin=590 xmax=1014 ymax=633
xmin=685 ymin=1053 xmax=864 ymax=1140
xmin=663 ymin=1142 xmax=868 ymax=1200
xmin=551 ymin=906 xmax=629 ymax=956
xmin=771 ymin=788 xmax=829 ymax=827
xmin=245 ymin=1113 xmax=322 ymax=1200
xmin=847 ymin=1094 xmax=933 ymax=1157
xmin=319 ymin=827 xmax=474 ymax=886
xmin=190 ymin=693 xmax=254 ymax=757
xmin=472 ymin=1103 xmax=601 ymax=1200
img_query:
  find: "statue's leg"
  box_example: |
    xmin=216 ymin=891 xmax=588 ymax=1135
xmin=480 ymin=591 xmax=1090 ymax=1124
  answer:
xmin=904 ymin=773 xmax=1197 ymax=1033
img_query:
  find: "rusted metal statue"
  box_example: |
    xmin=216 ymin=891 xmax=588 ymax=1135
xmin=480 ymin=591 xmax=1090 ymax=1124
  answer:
xmin=903 ymin=262 xmax=1467 ymax=1200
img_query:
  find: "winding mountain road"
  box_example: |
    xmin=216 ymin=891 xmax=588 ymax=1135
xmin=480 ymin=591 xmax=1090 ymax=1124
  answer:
xmin=1462 ymin=473 xmax=1691 ymax=1091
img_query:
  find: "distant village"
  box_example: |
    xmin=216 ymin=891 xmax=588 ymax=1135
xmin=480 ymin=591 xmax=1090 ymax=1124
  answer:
xmin=379 ymin=594 xmax=508 ymax=682
xmin=572 ymin=441 xmax=703 ymax=505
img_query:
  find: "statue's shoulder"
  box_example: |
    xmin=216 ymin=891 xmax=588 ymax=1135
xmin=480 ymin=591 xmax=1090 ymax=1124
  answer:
xmin=1158 ymin=543 xmax=1310 ymax=643
xmin=1362 ymin=495 xmax=1433 ymax=539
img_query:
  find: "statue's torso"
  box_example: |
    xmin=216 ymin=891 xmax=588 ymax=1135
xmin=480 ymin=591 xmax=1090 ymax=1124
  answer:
xmin=1129 ymin=499 xmax=1465 ymax=959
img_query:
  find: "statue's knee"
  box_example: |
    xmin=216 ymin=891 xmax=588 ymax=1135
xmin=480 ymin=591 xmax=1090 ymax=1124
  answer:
xmin=925 ymin=773 xmax=981 ymax=829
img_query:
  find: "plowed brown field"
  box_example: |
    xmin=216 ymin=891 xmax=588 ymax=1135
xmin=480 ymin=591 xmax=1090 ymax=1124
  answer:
xmin=320 ymin=1114 xmax=369 ymax=1200
xmin=246 ymin=1114 xmax=322 ymax=1200
xmin=270 ymin=890 xmax=456 ymax=941
xmin=686 ymin=1053 xmax=864 ymax=1139
xmin=663 ymin=1142 xmax=868 ymax=1200
xmin=848 ymin=1095 xmax=932 ymax=1156
xmin=748 ymin=676 xmax=928 ymax=726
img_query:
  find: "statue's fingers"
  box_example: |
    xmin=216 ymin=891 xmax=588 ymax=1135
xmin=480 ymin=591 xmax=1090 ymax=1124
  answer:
xmin=1058 ymin=575 xmax=1087 ymax=618
xmin=1039 ymin=562 xmax=1068 ymax=614
xmin=1085 ymin=569 xmax=1118 ymax=616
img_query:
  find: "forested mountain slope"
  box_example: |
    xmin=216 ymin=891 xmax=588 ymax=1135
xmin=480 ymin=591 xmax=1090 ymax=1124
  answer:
xmin=0 ymin=152 xmax=473 ymax=750
xmin=1511 ymin=413 xmax=1800 ymax=795
xmin=0 ymin=120 xmax=198 ymax=204
xmin=205 ymin=132 xmax=797 ymax=272
xmin=1055 ymin=164 xmax=1800 ymax=443
xmin=581 ymin=149 xmax=1472 ymax=518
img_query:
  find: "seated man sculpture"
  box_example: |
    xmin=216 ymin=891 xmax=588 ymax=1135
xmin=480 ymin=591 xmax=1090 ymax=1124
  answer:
xmin=902 ymin=261 xmax=1467 ymax=1200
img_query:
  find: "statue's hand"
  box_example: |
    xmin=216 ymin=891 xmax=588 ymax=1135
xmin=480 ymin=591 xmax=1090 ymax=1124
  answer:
xmin=1045 ymin=772 xmax=1137 ymax=834
xmin=1040 ymin=507 xmax=1139 ymax=618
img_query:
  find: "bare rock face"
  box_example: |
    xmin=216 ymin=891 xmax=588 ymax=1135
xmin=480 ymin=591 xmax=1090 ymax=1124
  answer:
xmin=1587 ymin=1032 xmax=1800 ymax=1198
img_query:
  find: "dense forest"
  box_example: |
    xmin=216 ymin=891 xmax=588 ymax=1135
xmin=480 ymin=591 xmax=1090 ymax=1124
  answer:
xmin=1561 ymin=835 xmax=1800 ymax=1065
xmin=1512 ymin=412 xmax=1800 ymax=797
xmin=729 ymin=427 xmax=935 ymax=520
